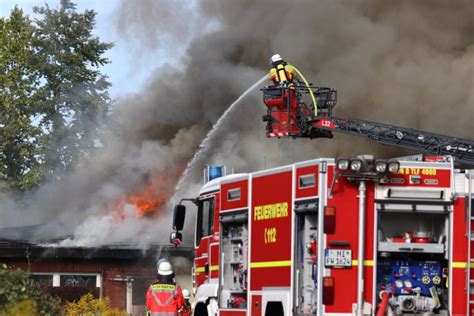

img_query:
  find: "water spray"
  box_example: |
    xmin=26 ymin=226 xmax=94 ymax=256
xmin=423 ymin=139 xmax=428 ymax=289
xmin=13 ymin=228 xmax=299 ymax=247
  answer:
xmin=170 ymin=75 xmax=267 ymax=204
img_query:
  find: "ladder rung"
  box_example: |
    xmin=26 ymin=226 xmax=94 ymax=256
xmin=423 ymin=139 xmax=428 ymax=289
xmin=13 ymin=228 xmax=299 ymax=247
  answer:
xmin=470 ymin=300 xmax=474 ymax=304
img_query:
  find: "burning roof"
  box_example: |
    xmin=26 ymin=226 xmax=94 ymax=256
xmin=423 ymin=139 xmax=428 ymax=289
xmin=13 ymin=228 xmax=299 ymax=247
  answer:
xmin=0 ymin=224 xmax=192 ymax=260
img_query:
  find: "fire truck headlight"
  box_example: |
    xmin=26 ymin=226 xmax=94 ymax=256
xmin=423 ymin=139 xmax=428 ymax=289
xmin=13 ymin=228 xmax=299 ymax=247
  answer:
xmin=336 ymin=158 xmax=350 ymax=170
xmin=388 ymin=160 xmax=400 ymax=173
xmin=350 ymin=159 xmax=362 ymax=171
xmin=375 ymin=160 xmax=388 ymax=173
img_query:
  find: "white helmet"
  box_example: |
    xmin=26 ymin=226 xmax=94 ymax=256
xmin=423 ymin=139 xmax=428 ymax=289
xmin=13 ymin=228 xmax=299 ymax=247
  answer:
xmin=182 ymin=289 xmax=191 ymax=299
xmin=271 ymin=54 xmax=283 ymax=64
xmin=157 ymin=260 xmax=174 ymax=276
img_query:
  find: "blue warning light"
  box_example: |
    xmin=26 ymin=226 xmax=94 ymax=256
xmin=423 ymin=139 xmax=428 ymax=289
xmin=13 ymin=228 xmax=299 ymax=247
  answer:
xmin=208 ymin=166 xmax=223 ymax=181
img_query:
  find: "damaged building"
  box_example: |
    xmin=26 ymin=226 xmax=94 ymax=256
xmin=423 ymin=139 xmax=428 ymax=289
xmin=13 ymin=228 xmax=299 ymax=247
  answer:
xmin=0 ymin=224 xmax=193 ymax=315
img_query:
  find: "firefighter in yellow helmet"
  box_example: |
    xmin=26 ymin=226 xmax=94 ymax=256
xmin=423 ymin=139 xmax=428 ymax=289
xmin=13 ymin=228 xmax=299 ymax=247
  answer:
xmin=268 ymin=54 xmax=297 ymax=87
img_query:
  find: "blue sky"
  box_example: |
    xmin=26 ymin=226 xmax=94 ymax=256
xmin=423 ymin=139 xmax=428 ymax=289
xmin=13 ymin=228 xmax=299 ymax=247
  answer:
xmin=0 ymin=0 xmax=180 ymax=99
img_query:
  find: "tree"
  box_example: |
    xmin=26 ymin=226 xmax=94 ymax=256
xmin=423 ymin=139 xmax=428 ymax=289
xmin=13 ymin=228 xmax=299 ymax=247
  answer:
xmin=0 ymin=7 xmax=44 ymax=191
xmin=0 ymin=1 xmax=112 ymax=192
xmin=33 ymin=0 xmax=113 ymax=176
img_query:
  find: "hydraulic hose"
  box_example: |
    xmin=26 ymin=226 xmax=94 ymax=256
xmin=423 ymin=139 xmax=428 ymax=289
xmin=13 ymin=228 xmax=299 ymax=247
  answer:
xmin=292 ymin=66 xmax=318 ymax=115
xmin=376 ymin=291 xmax=390 ymax=316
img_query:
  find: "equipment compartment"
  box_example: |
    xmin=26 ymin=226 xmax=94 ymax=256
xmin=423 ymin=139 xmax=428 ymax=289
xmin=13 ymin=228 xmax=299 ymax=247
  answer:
xmin=219 ymin=219 xmax=248 ymax=309
xmin=376 ymin=202 xmax=450 ymax=315
xmin=295 ymin=209 xmax=319 ymax=315
xmin=378 ymin=212 xmax=448 ymax=255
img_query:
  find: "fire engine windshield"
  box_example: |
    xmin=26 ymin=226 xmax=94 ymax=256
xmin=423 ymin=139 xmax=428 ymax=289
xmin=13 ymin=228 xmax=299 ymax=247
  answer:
xmin=196 ymin=198 xmax=214 ymax=246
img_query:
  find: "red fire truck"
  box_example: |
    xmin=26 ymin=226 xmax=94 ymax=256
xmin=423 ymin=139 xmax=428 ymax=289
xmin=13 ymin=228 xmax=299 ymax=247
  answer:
xmin=170 ymin=79 xmax=474 ymax=315
xmin=171 ymin=157 xmax=473 ymax=316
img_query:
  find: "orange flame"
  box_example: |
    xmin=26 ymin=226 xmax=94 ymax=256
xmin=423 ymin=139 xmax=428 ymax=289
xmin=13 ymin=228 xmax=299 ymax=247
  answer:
xmin=110 ymin=164 xmax=186 ymax=219
xmin=128 ymin=183 xmax=167 ymax=217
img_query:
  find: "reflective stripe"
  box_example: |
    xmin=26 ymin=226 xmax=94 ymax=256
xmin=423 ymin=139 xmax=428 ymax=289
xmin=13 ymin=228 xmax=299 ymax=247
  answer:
xmin=151 ymin=289 xmax=177 ymax=306
xmin=151 ymin=284 xmax=176 ymax=291
xmin=195 ymin=267 xmax=205 ymax=273
xmin=250 ymin=260 xmax=292 ymax=268
xmin=352 ymin=260 xmax=374 ymax=266
xmin=210 ymin=265 xmax=219 ymax=271
xmin=151 ymin=291 xmax=164 ymax=306
xmin=452 ymin=262 xmax=467 ymax=268
xmin=164 ymin=290 xmax=177 ymax=306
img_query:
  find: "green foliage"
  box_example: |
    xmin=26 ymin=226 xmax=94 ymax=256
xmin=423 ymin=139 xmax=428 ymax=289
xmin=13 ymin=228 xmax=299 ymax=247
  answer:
xmin=64 ymin=293 xmax=127 ymax=316
xmin=0 ymin=7 xmax=44 ymax=191
xmin=32 ymin=0 xmax=113 ymax=175
xmin=0 ymin=263 xmax=61 ymax=315
xmin=0 ymin=0 xmax=113 ymax=192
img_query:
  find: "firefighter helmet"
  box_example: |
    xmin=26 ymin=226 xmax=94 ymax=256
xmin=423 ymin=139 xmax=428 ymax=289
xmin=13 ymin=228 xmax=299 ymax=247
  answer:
xmin=182 ymin=289 xmax=191 ymax=299
xmin=270 ymin=54 xmax=283 ymax=65
xmin=157 ymin=259 xmax=173 ymax=276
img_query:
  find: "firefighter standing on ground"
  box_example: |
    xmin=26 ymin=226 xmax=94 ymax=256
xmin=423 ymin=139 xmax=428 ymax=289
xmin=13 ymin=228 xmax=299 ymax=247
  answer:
xmin=146 ymin=259 xmax=184 ymax=316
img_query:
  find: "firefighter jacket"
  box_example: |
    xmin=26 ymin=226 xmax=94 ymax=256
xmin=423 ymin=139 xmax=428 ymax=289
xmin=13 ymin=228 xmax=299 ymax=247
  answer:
xmin=146 ymin=281 xmax=184 ymax=316
xmin=268 ymin=63 xmax=296 ymax=86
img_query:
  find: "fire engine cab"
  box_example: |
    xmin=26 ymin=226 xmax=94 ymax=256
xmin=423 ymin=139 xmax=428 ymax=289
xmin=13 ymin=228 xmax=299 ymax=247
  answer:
xmin=171 ymin=157 xmax=474 ymax=315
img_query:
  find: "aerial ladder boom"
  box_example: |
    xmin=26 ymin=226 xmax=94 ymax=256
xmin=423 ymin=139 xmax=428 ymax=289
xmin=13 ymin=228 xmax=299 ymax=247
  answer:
xmin=262 ymin=84 xmax=474 ymax=165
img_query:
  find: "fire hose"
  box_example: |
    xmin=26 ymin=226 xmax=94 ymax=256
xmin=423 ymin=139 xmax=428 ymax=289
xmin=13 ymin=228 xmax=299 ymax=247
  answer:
xmin=292 ymin=66 xmax=318 ymax=115
xmin=376 ymin=291 xmax=390 ymax=316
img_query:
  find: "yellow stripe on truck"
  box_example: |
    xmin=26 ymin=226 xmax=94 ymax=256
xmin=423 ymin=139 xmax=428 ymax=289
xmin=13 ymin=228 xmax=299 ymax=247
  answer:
xmin=195 ymin=267 xmax=205 ymax=273
xmin=351 ymin=260 xmax=374 ymax=266
xmin=195 ymin=265 xmax=219 ymax=273
xmin=452 ymin=262 xmax=467 ymax=268
xmin=250 ymin=260 xmax=292 ymax=268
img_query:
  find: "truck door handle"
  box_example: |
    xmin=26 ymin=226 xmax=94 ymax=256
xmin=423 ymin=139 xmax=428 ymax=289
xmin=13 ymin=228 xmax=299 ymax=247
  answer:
xmin=398 ymin=247 xmax=411 ymax=251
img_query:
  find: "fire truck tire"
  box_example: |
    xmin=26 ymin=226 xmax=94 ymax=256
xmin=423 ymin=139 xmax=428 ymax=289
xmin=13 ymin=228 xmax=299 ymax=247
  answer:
xmin=193 ymin=303 xmax=207 ymax=316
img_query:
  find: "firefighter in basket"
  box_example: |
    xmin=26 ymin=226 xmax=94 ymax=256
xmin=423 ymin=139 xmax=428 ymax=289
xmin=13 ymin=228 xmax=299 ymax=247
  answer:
xmin=268 ymin=54 xmax=299 ymax=133
xmin=146 ymin=259 xmax=184 ymax=316
xmin=268 ymin=53 xmax=318 ymax=113
xmin=264 ymin=54 xmax=325 ymax=137
xmin=268 ymin=54 xmax=297 ymax=88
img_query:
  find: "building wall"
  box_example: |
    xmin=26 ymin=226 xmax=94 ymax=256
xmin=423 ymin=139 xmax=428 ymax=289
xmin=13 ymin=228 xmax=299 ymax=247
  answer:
xmin=3 ymin=257 xmax=187 ymax=312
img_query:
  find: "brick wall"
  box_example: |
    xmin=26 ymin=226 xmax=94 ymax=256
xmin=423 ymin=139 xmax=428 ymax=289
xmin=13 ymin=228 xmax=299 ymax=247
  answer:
xmin=3 ymin=257 xmax=156 ymax=309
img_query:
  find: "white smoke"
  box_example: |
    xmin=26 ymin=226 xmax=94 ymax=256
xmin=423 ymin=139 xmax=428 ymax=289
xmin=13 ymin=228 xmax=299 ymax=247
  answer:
xmin=1 ymin=0 xmax=472 ymax=249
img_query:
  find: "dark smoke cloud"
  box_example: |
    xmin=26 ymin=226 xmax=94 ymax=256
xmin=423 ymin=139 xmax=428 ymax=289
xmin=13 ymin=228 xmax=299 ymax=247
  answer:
xmin=1 ymin=0 xmax=472 ymax=247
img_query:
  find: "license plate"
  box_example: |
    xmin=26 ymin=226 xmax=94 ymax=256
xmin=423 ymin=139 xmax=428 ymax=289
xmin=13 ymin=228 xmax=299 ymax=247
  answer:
xmin=324 ymin=249 xmax=352 ymax=268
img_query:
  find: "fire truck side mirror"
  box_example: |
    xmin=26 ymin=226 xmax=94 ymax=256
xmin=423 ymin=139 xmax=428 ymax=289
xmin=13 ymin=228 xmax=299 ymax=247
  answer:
xmin=173 ymin=204 xmax=186 ymax=231
xmin=324 ymin=206 xmax=336 ymax=234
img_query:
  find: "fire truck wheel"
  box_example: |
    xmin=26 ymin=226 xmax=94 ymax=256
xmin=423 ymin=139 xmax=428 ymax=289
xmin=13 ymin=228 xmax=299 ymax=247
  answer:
xmin=193 ymin=303 xmax=208 ymax=316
